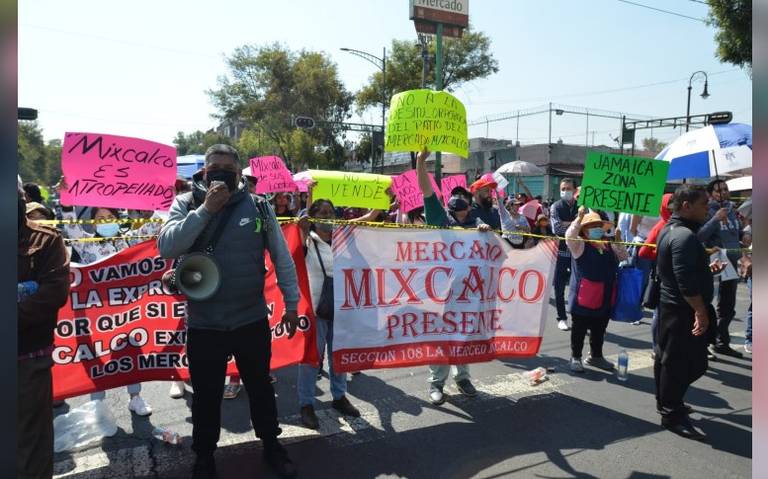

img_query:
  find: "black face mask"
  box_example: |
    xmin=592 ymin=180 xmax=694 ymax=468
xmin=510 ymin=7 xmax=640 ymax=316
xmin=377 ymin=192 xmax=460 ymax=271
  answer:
xmin=480 ymin=197 xmax=493 ymax=208
xmin=206 ymin=169 xmax=238 ymax=192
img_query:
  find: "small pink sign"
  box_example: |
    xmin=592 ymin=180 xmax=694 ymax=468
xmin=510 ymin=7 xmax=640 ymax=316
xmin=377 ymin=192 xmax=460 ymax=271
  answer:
xmin=440 ymin=175 xmax=467 ymax=205
xmin=250 ymin=156 xmax=297 ymax=194
xmin=392 ymin=170 xmax=441 ymax=214
xmin=61 ymin=132 xmax=177 ymax=211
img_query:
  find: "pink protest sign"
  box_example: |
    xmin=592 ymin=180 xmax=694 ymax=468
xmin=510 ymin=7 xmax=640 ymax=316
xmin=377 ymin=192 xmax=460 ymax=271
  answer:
xmin=391 ymin=170 xmax=441 ymax=214
xmin=61 ymin=132 xmax=177 ymax=211
xmin=250 ymin=156 xmax=297 ymax=194
xmin=520 ymin=199 xmax=542 ymax=221
xmin=295 ymin=179 xmax=310 ymax=193
xmin=440 ymin=175 xmax=467 ymax=205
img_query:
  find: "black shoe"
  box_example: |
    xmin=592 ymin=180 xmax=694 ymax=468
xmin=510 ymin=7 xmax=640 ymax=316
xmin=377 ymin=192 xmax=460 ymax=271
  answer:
xmin=712 ymin=344 xmax=743 ymax=358
xmin=456 ymin=379 xmax=478 ymax=397
xmin=192 ymin=454 xmax=218 ymax=479
xmin=332 ymin=396 xmax=361 ymax=418
xmin=661 ymin=418 xmax=707 ymax=441
xmin=657 ymin=404 xmax=693 ymax=415
xmin=263 ymin=441 xmax=297 ymax=479
xmin=300 ymin=405 xmax=319 ymax=430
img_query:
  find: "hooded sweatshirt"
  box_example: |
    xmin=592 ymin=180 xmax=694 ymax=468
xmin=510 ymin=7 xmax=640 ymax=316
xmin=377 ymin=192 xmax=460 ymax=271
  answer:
xmin=638 ymin=193 xmax=673 ymax=261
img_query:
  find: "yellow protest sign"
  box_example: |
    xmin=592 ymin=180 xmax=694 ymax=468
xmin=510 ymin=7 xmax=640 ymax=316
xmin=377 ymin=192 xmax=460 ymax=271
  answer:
xmin=308 ymin=170 xmax=392 ymax=210
xmin=385 ymin=89 xmax=469 ymax=158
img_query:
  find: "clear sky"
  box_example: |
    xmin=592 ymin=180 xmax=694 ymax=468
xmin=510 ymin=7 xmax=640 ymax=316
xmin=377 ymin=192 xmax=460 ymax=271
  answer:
xmin=19 ymin=0 xmax=752 ymax=150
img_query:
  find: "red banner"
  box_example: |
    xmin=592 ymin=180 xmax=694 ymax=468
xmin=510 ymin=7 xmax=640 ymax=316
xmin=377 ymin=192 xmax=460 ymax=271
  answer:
xmin=52 ymin=223 xmax=318 ymax=401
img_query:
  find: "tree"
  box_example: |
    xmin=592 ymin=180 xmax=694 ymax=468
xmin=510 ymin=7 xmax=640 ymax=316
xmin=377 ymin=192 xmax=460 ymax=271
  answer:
xmin=354 ymin=133 xmax=374 ymax=164
xmin=641 ymin=137 xmax=667 ymax=156
xmin=355 ymin=27 xmax=499 ymax=112
xmin=208 ymin=43 xmax=353 ymax=170
xmin=18 ymin=121 xmax=49 ymax=185
xmin=173 ymin=130 xmax=233 ymax=156
xmin=707 ymin=0 xmax=751 ymax=70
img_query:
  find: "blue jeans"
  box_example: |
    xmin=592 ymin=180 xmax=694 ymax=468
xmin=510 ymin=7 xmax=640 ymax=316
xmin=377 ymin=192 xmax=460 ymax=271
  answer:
xmin=427 ymin=364 xmax=470 ymax=388
xmin=746 ymin=277 xmax=752 ymax=344
xmin=297 ymin=318 xmax=346 ymax=407
xmin=90 ymin=383 xmax=141 ymax=400
xmin=553 ymin=254 xmax=572 ymax=321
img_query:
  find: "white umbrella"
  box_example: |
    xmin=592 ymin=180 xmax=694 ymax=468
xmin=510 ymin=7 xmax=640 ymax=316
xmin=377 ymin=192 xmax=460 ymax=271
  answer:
xmin=726 ymin=175 xmax=751 ymax=192
xmin=656 ymin=123 xmax=751 ymax=180
xmin=494 ymin=161 xmax=545 ymax=176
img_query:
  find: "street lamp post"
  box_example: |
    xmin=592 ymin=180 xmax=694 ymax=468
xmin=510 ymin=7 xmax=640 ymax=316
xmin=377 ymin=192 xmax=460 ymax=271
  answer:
xmin=685 ymin=71 xmax=710 ymax=132
xmin=340 ymin=47 xmax=387 ymax=173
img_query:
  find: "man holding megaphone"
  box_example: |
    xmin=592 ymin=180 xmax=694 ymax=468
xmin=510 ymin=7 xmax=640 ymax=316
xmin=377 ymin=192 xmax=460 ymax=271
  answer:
xmin=158 ymin=144 xmax=300 ymax=479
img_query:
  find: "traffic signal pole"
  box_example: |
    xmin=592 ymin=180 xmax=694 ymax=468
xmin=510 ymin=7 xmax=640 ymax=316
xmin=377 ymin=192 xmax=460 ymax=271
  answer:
xmin=434 ymin=22 xmax=444 ymax=184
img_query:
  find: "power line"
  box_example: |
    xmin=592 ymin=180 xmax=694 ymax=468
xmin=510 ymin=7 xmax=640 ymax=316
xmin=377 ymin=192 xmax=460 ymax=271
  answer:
xmin=464 ymin=69 xmax=739 ymax=106
xmin=688 ymin=0 xmax=709 ymax=5
xmin=616 ymin=0 xmax=707 ymax=23
xmin=20 ymin=24 xmax=222 ymax=59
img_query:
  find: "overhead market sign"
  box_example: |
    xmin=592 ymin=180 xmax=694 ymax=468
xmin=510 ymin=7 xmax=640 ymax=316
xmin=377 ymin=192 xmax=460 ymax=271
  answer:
xmin=410 ymin=0 xmax=469 ymax=28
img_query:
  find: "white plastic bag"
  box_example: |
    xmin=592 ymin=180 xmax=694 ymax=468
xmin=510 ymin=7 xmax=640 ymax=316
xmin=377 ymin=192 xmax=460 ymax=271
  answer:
xmin=53 ymin=400 xmax=118 ymax=453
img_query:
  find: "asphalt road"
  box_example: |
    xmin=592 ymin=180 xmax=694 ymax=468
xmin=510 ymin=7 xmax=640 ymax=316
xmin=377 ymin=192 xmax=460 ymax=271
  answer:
xmin=52 ymin=282 xmax=752 ymax=479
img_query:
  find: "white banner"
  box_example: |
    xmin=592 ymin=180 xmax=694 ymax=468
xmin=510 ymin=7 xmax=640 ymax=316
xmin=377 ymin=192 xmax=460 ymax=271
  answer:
xmin=331 ymin=226 xmax=557 ymax=372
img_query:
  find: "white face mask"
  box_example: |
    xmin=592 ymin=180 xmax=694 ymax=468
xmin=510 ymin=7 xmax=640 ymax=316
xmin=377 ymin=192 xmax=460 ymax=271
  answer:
xmin=560 ymin=190 xmax=574 ymax=201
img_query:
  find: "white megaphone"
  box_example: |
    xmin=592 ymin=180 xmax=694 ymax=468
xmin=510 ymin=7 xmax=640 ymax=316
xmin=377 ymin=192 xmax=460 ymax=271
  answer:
xmin=173 ymin=253 xmax=223 ymax=301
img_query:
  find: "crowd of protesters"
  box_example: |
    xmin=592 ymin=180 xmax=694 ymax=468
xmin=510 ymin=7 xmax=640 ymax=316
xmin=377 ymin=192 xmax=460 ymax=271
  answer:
xmin=17 ymin=144 xmax=753 ymax=478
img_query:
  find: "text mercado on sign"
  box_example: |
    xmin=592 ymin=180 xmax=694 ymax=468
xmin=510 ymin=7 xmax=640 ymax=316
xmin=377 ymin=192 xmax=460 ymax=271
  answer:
xmin=579 ymin=152 xmax=669 ymax=216
xmin=385 ymin=89 xmax=469 ymax=158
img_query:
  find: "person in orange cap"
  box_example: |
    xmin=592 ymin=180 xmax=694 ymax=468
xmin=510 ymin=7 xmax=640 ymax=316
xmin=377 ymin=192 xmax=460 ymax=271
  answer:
xmin=469 ymin=177 xmax=501 ymax=229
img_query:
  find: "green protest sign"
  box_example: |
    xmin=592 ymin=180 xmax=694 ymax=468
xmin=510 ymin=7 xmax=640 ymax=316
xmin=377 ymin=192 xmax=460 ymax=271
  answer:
xmin=308 ymin=170 xmax=392 ymax=210
xmin=385 ymin=89 xmax=469 ymax=158
xmin=578 ymin=152 xmax=670 ymax=216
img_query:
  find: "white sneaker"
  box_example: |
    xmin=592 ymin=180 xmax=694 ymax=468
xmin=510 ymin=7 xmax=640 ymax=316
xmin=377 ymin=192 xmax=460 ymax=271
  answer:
xmin=558 ymin=320 xmax=570 ymax=331
xmin=128 ymin=395 xmax=153 ymax=416
xmin=168 ymin=381 xmax=185 ymax=399
xmin=570 ymin=357 xmax=584 ymax=373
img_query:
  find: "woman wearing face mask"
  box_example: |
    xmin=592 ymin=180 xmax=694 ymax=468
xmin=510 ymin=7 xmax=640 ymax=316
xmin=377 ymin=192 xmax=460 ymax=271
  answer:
xmin=565 ymin=206 xmax=628 ymax=373
xmin=499 ymin=197 xmax=530 ymax=249
xmin=59 ymin=203 xmax=153 ymax=415
xmin=295 ymin=199 xmax=361 ymax=430
xmin=526 ymin=214 xmax=554 ymax=248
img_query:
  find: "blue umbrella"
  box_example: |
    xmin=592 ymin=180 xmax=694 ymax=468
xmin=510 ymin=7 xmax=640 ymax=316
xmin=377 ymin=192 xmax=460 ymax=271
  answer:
xmin=656 ymin=123 xmax=751 ymax=180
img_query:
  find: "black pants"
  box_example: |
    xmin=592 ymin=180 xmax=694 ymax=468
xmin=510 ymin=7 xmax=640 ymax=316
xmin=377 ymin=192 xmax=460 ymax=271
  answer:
xmin=17 ymin=355 xmax=53 ymax=479
xmin=654 ymin=302 xmax=708 ymax=422
xmin=554 ymin=255 xmax=572 ymax=321
xmin=715 ymin=278 xmax=738 ymax=346
xmin=570 ymin=314 xmax=609 ymax=359
xmin=187 ymin=319 xmax=280 ymax=456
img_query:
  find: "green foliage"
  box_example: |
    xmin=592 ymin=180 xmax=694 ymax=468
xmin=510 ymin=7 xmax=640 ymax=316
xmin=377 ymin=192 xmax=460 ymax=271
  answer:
xmin=208 ymin=43 xmax=353 ymax=170
xmin=173 ymin=130 xmax=233 ymax=156
xmin=18 ymin=121 xmax=61 ymax=187
xmin=355 ymin=27 xmax=499 ymax=112
xmin=707 ymin=0 xmax=751 ymax=70
xmin=641 ymin=137 xmax=667 ymax=156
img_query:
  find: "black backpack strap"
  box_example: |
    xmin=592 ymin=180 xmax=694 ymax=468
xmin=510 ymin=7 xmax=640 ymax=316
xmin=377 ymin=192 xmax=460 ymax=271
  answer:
xmin=311 ymin=238 xmax=329 ymax=277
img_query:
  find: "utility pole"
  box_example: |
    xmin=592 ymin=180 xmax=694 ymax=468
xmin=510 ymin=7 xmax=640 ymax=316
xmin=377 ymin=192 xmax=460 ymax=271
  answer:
xmin=434 ymin=23 xmax=444 ymax=184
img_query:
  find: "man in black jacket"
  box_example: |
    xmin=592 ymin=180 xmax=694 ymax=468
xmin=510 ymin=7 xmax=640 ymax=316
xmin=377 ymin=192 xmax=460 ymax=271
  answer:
xmin=655 ymin=185 xmax=723 ymax=441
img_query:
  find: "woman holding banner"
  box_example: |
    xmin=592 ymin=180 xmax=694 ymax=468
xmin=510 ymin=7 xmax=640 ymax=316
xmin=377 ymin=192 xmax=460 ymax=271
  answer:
xmin=565 ymin=206 xmax=628 ymax=373
xmin=59 ymin=201 xmax=153 ymax=416
xmin=295 ymin=198 xmax=362 ymax=430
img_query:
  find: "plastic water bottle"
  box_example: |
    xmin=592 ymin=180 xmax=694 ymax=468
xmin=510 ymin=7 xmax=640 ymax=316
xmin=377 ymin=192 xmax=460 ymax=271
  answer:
xmin=17 ymin=281 xmax=39 ymax=303
xmin=523 ymin=367 xmax=548 ymax=385
xmin=152 ymin=427 xmax=181 ymax=445
xmin=617 ymin=350 xmax=629 ymax=381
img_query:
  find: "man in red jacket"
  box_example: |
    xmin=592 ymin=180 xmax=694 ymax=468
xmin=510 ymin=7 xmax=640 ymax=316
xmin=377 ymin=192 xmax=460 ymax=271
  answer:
xmin=17 ymin=190 xmax=70 ymax=479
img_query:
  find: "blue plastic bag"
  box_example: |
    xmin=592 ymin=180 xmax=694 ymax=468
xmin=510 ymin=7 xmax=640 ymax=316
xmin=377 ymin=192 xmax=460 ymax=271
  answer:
xmin=612 ymin=267 xmax=644 ymax=322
